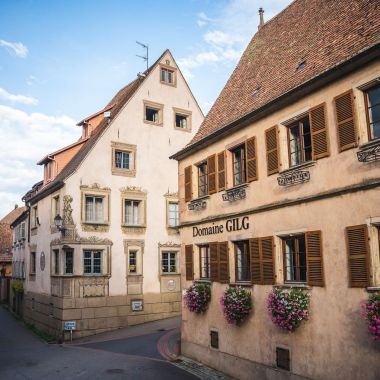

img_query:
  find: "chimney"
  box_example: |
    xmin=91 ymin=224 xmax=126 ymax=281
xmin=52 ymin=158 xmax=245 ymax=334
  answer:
xmin=14 ymin=204 xmax=18 ymax=209
xmin=258 ymin=8 xmax=264 ymax=29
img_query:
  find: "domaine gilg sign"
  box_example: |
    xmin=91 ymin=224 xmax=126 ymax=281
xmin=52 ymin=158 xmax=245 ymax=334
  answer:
xmin=192 ymin=216 xmax=249 ymax=237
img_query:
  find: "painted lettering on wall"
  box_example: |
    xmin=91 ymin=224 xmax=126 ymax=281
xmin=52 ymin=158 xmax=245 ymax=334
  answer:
xmin=192 ymin=216 xmax=249 ymax=237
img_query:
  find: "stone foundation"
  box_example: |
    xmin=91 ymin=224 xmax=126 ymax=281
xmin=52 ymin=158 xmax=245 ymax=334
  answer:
xmin=24 ymin=291 xmax=181 ymax=340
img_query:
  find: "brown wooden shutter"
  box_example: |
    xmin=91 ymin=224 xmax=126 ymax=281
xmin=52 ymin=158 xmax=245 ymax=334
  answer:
xmin=306 ymin=231 xmax=324 ymax=286
xmin=250 ymin=237 xmax=274 ymax=284
xmin=217 ymin=151 xmax=226 ymax=191
xmin=265 ymin=126 xmax=279 ymax=175
xmin=185 ymin=245 xmax=194 ymax=281
xmin=346 ymin=225 xmax=370 ymax=287
xmin=207 ymin=155 xmax=217 ymax=194
xmin=246 ymin=137 xmax=258 ymax=182
xmin=209 ymin=242 xmax=219 ymax=281
xmin=261 ymin=237 xmax=275 ymax=285
xmin=218 ymin=242 xmax=229 ymax=283
xmin=309 ymin=103 xmax=329 ymax=160
xmin=184 ymin=166 xmax=192 ymax=202
xmin=334 ymin=90 xmax=357 ymax=152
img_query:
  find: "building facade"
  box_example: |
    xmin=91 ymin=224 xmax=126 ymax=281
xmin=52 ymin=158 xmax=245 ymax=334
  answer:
xmin=22 ymin=50 xmax=203 ymax=339
xmin=172 ymin=1 xmax=380 ymax=379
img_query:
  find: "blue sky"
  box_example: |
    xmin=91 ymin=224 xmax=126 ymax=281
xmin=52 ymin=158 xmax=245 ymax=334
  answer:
xmin=0 ymin=0 xmax=291 ymax=218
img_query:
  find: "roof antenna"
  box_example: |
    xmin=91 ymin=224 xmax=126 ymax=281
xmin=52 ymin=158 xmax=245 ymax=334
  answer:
xmin=258 ymin=8 xmax=264 ymax=30
xmin=136 ymin=41 xmax=149 ymax=70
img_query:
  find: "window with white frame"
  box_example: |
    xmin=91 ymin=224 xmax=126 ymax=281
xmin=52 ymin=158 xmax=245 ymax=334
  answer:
xmin=125 ymin=200 xmax=142 ymax=226
xmin=162 ymin=251 xmax=177 ymax=274
xmin=115 ymin=150 xmax=130 ymax=169
xmin=168 ymin=202 xmax=179 ymax=227
xmin=83 ymin=250 xmax=102 ymax=274
xmin=85 ymin=196 xmax=104 ymax=223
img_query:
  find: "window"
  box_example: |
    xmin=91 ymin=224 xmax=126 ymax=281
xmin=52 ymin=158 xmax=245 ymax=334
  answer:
xmin=129 ymin=250 xmax=137 ymax=274
xmin=365 ymin=84 xmax=380 ymax=140
xmin=144 ymin=101 xmax=163 ymax=125
xmin=85 ymin=196 xmax=104 ymax=223
xmin=162 ymin=251 xmax=177 ymax=274
xmin=52 ymin=195 xmax=60 ymax=218
xmin=14 ymin=222 xmax=26 ymax=241
xmin=283 ymin=235 xmax=307 ymax=283
xmin=30 ymin=252 xmax=36 ymax=274
xmin=46 ymin=161 xmax=53 ymax=180
xmin=64 ymin=250 xmax=73 ymax=275
xmin=197 ymin=162 xmax=208 ymax=197
xmin=199 ymin=245 xmax=210 ymax=279
xmin=288 ymin=116 xmax=312 ymax=166
xmin=173 ymin=108 xmax=192 ymax=131
xmin=176 ymin=114 xmax=188 ymax=129
xmin=125 ymin=200 xmax=142 ymax=226
xmin=111 ymin=142 xmax=136 ymax=177
xmin=160 ymin=65 xmax=176 ymax=86
xmin=31 ymin=206 xmax=38 ymax=228
xmin=234 ymin=240 xmax=250 ymax=282
xmin=232 ymin=145 xmax=246 ymax=186
xmin=83 ymin=250 xmax=102 ymax=274
xmin=115 ymin=150 xmax=130 ymax=169
xmin=168 ymin=202 xmax=179 ymax=227
xmin=53 ymin=249 xmax=59 ymax=275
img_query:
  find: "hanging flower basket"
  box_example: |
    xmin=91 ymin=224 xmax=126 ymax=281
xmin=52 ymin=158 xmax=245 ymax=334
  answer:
xmin=267 ymin=288 xmax=310 ymax=332
xmin=361 ymin=292 xmax=380 ymax=340
xmin=183 ymin=282 xmax=211 ymax=314
xmin=220 ymin=286 xmax=252 ymax=325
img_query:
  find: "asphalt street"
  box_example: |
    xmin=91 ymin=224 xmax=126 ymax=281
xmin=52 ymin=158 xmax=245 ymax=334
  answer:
xmin=0 ymin=307 xmax=198 ymax=380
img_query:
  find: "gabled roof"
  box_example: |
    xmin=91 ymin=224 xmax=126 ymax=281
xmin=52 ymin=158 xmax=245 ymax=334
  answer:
xmin=0 ymin=206 xmax=28 ymax=225
xmin=172 ymin=0 xmax=380 ymax=159
xmin=24 ymin=49 xmax=180 ymax=204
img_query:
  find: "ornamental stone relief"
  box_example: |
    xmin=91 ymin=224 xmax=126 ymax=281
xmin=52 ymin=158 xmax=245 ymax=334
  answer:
xmin=158 ymin=241 xmax=180 ymax=248
xmin=63 ymin=195 xmax=74 ymax=225
xmin=80 ymin=183 xmax=111 ymax=191
xmin=120 ymin=186 xmax=146 ymax=195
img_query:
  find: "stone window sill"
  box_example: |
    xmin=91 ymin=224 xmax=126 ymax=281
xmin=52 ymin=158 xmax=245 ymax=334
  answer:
xmin=274 ymin=283 xmax=311 ymax=290
xmin=229 ymin=281 xmax=252 ymax=288
xmin=194 ymin=278 xmax=211 ymax=284
xmin=111 ymin=168 xmax=136 ymax=177
xmin=359 ymin=137 xmax=380 ymax=150
xmin=280 ymin=160 xmax=316 ymax=175
xmin=367 ymin=286 xmax=380 ymax=292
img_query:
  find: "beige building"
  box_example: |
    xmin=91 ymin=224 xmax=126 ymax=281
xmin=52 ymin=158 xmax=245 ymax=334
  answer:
xmin=22 ymin=50 xmax=203 ymax=339
xmin=172 ymin=1 xmax=380 ymax=379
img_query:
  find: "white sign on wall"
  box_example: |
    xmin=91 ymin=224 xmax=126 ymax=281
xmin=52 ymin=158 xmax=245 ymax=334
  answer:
xmin=64 ymin=321 xmax=76 ymax=331
xmin=131 ymin=300 xmax=143 ymax=311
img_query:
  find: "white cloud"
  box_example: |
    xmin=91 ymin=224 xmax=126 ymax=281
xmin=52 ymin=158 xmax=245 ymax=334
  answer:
xmin=0 ymin=105 xmax=78 ymax=217
xmin=0 ymin=39 xmax=28 ymax=58
xmin=179 ymin=0 xmax=292 ymax=79
xmin=0 ymin=88 xmax=38 ymax=105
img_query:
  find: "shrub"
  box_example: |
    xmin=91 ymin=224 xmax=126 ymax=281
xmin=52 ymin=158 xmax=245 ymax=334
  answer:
xmin=220 ymin=286 xmax=252 ymax=325
xmin=183 ymin=282 xmax=211 ymax=314
xmin=11 ymin=281 xmax=24 ymax=294
xmin=267 ymin=288 xmax=310 ymax=332
xmin=361 ymin=292 xmax=380 ymax=340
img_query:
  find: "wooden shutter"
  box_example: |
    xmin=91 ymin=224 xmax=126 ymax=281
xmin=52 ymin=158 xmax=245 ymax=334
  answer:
xmin=184 ymin=166 xmax=192 ymax=202
xmin=185 ymin=245 xmax=194 ymax=281
xmin=334 ymin=90 xmax=357 ymax=152
xmin=246 ymin=137 xmax=258 ymax=182
xmin=218 ymin=242 xmax=229 ymax=283
xmin=346 ymin=225 xmax=370 ymax=287
xmin=250 ymin=237 xmax=275 ymax=285
xmin=265 ymin=126 xmax=279 ymax=175
xmin=217 ymin=151 xmax=226 ymax=191
xmin=261 ymin=237 xmax=275 ymax=285
xmin=207 ymin=155 xmax=217 ymax=194
xmin=309 ymin=103 xmax=329 ymax=160
xmin=209 ymin=242 xmax=219 ymax=281
xmin=306 ymin=231 xmax=324 ymax=286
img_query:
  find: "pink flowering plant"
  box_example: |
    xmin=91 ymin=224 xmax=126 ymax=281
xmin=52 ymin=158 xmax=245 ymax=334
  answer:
xmin=361 ymin=292 xmax=380 ymax=340
xmin=183 ymin=282 xmax=211 ymax=314
xmin=220 ymin=286 xmax=252 ymax=325
xmin=267 ymin=288 xmax=310 ymax=332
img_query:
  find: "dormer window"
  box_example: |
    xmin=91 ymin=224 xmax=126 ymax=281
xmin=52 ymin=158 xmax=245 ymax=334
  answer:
xmin=45 ymin=161 xmax=54 ymax=182
xmin=83 ymin=123 xmax=89 ymax=138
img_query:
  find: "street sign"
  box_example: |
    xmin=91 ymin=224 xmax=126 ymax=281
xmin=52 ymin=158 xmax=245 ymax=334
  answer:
xmin=131 ymin=300 xmax=143 ymax=311
xmin=64 ymin=321 xmax=76 ymax=331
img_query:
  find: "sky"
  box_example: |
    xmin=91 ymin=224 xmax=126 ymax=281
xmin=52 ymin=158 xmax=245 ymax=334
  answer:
xmin=0 ymin=0 xmax=292 ymax=218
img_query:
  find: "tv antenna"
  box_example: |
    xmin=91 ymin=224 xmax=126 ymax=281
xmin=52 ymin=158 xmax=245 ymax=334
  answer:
xmin=136 ymin=41 xmax=149 ymax=70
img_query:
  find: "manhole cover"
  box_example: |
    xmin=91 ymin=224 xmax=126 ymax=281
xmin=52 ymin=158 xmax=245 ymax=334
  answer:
xmin=106 ymin=369 xmax=124 ymax=374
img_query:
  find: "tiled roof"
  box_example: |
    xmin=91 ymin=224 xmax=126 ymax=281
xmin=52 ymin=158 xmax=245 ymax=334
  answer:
xmin=187 ymin=0 xmax=380 ymax=148
xmin=0 ymin=206 xmax=28 ymax=225
xmin=25 ymin=50 xmax=170 ymax=203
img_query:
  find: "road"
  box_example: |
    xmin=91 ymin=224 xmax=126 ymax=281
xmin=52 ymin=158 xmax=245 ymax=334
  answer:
xmin=0 ymin=306 xmax=199 ymax=380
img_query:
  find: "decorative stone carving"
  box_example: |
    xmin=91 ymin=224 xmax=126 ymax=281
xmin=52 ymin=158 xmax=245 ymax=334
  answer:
xmin=188 ymin=198 xmax=207 ymax=211
xmin=158 ymin=241 xmax=180 ymax=248
xmin=120 ymin=186 xmax=146 ymax=195
xmin=277 ymin=170 xmax=310 ymax=186
xmin=82 ymin=223 xmax=110 ymax=233
xmin=63 ymin=195 xmax=74 ymax=225
xmin=222 ymin=186 xmax=247 ymax=202
xmin=79 ymin=277 xmax=109 ymax=297
xmin=121 ymin=226 xmax=146 ymax=234
xmin=81 ymin=183 xmax=111 ymax=191
xmin=164 ymin=191 xmax=178 ymax=198
xmin=123 ymin=239 xmax=145 ymax=251
xmin=50 ymin=233 xmax=113 ymax=246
